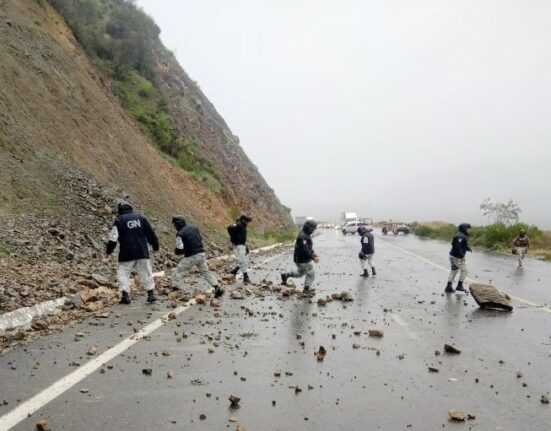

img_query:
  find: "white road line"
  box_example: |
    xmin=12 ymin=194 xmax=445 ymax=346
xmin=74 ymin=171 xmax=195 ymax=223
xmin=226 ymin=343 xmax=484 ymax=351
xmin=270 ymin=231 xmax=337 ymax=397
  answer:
xmin=0 ymin=247 xmax=292 ymax=431
xmin=379 ymin=238 xmax=550 ymax=313
xmin=391 ymin=314 xmax=419 ymax=340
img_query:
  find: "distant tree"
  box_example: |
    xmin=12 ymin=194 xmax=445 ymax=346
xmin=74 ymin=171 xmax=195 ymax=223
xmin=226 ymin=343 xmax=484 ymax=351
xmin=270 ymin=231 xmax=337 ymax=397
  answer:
xmin=480 ymin=198 xmax=521 ymax=225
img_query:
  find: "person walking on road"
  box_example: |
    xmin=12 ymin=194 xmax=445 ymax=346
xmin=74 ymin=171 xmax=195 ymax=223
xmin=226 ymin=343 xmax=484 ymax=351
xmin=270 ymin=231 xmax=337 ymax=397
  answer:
xmin=106 ymin=201 xmax=159 ymax=304
xmin=171 ymin=215 xmax=223 ymax=298
xmin=445 ymin=223 xmax=472 ymax=293
xmin=358 ymin=226 xmax=376 ymax=277
xmin=280 ymin=219 xmax=319 ymax=296
xmin=512 ymin=229 xmax=530 ymax=267
xmin=227 ymin=212 xmax=253 ymax=284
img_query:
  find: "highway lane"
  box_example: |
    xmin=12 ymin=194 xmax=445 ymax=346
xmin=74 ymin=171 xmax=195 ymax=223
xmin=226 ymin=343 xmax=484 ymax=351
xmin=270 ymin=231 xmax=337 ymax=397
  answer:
xmin=1 ymin=230 xmax=550 ymax=430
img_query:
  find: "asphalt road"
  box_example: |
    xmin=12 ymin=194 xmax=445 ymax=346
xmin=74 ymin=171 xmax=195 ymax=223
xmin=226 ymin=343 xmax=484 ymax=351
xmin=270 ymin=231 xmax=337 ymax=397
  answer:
xmin=0 ymin=230 xmax=550 ymax=431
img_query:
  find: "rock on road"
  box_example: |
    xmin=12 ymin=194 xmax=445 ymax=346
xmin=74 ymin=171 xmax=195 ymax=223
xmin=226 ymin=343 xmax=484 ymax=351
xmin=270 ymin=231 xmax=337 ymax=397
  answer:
xmin=0 ymin=231 xmax=550 ymax=430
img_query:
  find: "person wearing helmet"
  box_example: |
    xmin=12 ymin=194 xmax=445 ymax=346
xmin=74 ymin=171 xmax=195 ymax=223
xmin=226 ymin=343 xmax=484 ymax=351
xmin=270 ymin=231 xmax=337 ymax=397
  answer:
xmin=227 ymin=212 xmax=253 ymax=284
xmin=512 ymin=229 xmax=530 ymax=267
xmin=171 ymin=215 xmax=223 ymax=298
xmin=358 ymin=226 xmax=376 ymax=277
xmin=280 ymin=219 xmax=319 ymax=296
xmin=445 ymin=223 xmax=472 ymax=293
xmin=106 ymin=201 xmax=159 ymax=304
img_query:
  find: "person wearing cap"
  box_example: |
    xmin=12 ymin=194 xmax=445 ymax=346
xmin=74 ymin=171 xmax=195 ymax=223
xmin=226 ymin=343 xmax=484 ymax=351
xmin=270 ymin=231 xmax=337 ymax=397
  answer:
xmin=445 ymin=223 xmax=472 ymax=293
xmin=106 ymin=201 xmax=159 ymax=304
xmin=227 ymin=212 xmax=253 ymax=284
xmin=280 ymin=219 xmax=319 ymax=296
xmin=512 ymin=229 xmax=530 ymax=267
xmin=358 ymin=226 xmax=376 ymax=277
xmin=171 ymin=215 xmax=223 ymax=298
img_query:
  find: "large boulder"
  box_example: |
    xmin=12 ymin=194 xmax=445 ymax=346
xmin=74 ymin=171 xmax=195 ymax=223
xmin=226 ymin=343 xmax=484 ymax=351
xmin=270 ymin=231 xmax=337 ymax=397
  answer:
xmin=469 ymin=283 xmax=513 ymax=311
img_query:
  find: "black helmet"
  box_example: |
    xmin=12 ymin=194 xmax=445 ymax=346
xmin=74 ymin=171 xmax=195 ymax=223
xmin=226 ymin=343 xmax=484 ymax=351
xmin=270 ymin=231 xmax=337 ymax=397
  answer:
xmin=172 ymin=215 xmax=187 ymax=229
xmin=117 ymin=200 xmax=133 ymax=215
xmin=240 ymin=212 xmax=253 ymax=223
xmin=303 ymin=219 xmax=317 ymax=235
xmin=458 ymin=223 xmax=471 ymax=234
xmin=357 ymin=226 xmax=367 ymax=235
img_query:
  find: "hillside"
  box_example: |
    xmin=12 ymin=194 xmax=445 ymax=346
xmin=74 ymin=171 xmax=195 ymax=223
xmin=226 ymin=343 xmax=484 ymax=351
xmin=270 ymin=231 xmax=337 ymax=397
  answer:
xmin=0 ymin=0 xmax=292 ymax=314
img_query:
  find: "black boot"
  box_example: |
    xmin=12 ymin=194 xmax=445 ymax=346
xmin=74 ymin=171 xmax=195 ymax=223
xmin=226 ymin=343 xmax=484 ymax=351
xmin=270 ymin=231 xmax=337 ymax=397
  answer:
xmin=281 ymin=273 xmax=289 ymax=285
xmin=243 ymin=273 xmax=250 ymax=284
xmin=230 ymin=267 xmax=239 ymax=276
xmin=371 ymin=267 xmax=376 ymax=276
xmin=361 ymin=269 xmax=369 ymax=277
xmin=214 ymin=285 xmax=224 ymax=298
xmin=119 ymin=291 xmax=131 ymax=304
xmin=455 ymin=281 xmax=467 ymax=292
xmin=303 ymin=287 xmax=316 ymax=296
xmin=444 ymin=281 xmax=454 ymax=293
xmin=146 ymin=289 xmax=157 ymax=303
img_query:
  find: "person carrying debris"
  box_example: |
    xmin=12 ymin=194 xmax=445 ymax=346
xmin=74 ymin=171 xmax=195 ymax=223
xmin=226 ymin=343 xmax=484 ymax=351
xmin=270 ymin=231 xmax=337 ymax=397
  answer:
xmin=227 ymin=212 xmax=253 ymax=284
xmin=512 ymin=229 xmax=530 ymax=267
xmin=281 ymin=219 xmax=319 ymax=296
xmin=445 ymin=223 xmax=472 ymax=293
xmin=358 ymin=226 xmax=376 ymax=277
xmin=106 ymin=201 xmax=159 ymax=304
xmin=171 ymin=215 xmax=223 ymax=298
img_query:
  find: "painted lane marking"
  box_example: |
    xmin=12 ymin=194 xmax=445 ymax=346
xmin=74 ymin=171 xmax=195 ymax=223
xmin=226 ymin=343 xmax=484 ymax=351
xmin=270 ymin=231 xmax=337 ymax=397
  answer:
xmin=0 ymin=247 xmax=292 ymax=431
xmin=391 ymin=314 xmax=419 ymax=340
xmin=379 ymin=238 xmax=551 ymax=313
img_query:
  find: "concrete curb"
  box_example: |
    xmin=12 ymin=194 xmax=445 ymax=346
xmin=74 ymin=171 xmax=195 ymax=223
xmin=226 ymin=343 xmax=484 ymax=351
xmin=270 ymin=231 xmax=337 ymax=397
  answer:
xmin=0 ymin=242 xmax=291 ymax=332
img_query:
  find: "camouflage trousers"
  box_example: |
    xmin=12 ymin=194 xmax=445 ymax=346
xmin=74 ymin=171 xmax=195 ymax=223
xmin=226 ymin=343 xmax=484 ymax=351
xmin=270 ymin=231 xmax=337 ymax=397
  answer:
xmin=287 ymin=262 xmax=315 ymax=289
xmin=448 ymin=255 xmax=468 ymax=283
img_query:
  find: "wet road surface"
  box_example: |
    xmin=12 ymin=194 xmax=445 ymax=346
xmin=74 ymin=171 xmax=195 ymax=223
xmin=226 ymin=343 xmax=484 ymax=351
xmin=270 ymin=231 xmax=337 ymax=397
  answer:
xmin=1 ymin=231 xmax=550 ymax=430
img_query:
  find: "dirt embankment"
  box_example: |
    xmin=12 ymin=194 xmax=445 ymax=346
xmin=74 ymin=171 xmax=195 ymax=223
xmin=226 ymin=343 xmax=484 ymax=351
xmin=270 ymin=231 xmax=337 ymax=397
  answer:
xmin=0 ymin=0 xmax=292 ymax=316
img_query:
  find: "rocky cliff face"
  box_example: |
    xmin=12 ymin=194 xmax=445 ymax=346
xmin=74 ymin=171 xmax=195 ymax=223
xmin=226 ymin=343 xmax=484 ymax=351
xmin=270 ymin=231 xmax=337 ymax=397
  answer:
xmin=0 ymin=0 xmax=292 ymax=314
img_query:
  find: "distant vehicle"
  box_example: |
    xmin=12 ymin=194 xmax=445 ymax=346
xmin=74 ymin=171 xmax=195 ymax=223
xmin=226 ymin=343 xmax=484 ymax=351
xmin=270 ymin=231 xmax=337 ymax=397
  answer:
xmin=393 ymin=224 xmax=410 ymax=235
xmin=342 ymin=220 xmax=373 ymax=235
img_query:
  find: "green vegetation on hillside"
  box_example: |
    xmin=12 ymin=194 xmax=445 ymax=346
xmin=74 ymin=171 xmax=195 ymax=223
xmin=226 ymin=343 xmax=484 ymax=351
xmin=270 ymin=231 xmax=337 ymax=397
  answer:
xmin=49 ymin=0 xmax=223 ymax=193
xmin=410 ymin=222 xmax=551 ymax=260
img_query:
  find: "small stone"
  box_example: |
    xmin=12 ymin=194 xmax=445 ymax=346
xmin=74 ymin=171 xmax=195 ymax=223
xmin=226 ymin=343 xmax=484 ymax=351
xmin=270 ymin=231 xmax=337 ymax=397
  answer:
xmin=36 ymin=420 xmax=51 ymax=431
xmin=444 ymin=344 xmax=461 ymax=354
xmin=161 ymin=350 xmax=171 ymax=357
xmin=210 ymin=298 xmax=220 ymax=307
xmin=428 ymin=366 xmax=439 ymax=373
xmin=195 ymin=294 xmax=206 ymax=305
xmin=80 ymin=388 xmax=89 ymax=394
xmin=448 ymin=410 xmax=466 ymax=421
xmin=368 ymin=329 xmax=384 ymax=338
xmin=317 ymin=298 xmax=327 ymax=306
xmin=167 ymin=371 xmax=174 ymax=378
xmin=167 ymin=312 xmax=177 ymax=320
xmin=229 ymin=394 xmax=241 ymax=407
xmin=352 ymin=343 xmax=360 ymax=349
xmin=142 ymin=368 xmax=152 ymax=376
xmin=274 ymin=369 xmax=282 ymax=377
xmin=199 ymin=414 xmax=206 ymax=421
xmin=315 ymin=346 xmax=327 ymax=361
xmin=86 ymin=346 xmax=98 ymax=356
xmin=541 ymin=395 xmax=550 ymax=404
xmin=231 ymin=291 xmax=244 ymax=300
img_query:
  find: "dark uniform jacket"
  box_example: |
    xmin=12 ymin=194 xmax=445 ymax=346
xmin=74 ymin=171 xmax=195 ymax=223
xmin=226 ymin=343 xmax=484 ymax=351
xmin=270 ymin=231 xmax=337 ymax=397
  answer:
xmin=228 ymin=220 xmax=247 ymax=245
xmin=360 ymin=232 xmax=375 ymax=255
xmin=176 ymin=225 xmax=205 ymax=257
xmin=294 ymin=230 xmax=315 ymax=264
xmin=450 ymin=232 xmax=471 ymax=259
xmin=106 ymin=211 xmax=159 ymax=262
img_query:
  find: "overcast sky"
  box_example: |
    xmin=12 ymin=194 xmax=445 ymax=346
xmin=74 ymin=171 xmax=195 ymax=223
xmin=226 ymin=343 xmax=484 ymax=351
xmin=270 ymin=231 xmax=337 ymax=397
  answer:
xmin=138 ymin=0 xmax=551 ymax=227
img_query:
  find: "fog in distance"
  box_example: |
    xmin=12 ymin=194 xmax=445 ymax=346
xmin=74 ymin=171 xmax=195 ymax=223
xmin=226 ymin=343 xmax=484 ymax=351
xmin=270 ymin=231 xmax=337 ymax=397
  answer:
xmin=139 ymin=0 xmax=551 ymax=227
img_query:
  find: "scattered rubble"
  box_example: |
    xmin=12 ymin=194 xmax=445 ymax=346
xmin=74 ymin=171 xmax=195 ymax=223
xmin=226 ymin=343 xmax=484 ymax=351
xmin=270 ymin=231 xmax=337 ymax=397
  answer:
xmin=444 ymin=344 xmax=461 ymax=355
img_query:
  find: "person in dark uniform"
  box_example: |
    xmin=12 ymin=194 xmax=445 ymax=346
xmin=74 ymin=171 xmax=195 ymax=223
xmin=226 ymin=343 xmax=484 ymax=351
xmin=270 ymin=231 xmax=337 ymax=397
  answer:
xmin=280 ymin=219 xmax=319 ymax=296
xmin=106 ymin=201 xmax=159 ymax=304
xmin=228 ymin=212 xmax=253 ymax=284
xmin=171 ymin=215 xmax=223 ymax=298
xmin=445 ymin=223 xmax=472 ymax=293
xmin=358 ymin=226 xmax=376 ymax=277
